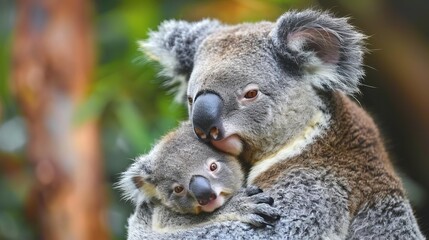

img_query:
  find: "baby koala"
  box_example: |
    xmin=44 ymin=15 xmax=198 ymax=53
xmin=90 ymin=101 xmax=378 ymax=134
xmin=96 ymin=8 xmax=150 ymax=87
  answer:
xmin=119 ymin=121 xmax=277 ymax=232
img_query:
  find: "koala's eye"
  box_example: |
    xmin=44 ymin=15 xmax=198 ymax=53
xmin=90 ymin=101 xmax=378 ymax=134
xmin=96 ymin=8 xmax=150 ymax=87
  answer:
xmin=187 ymin=97 xmax=193 ymax=106
xmin=244 ymin=90 xmax=258 ymax=99
xmin=174 ymin=185 xmax=184 ymax=194
xmin=209 ymin=162 xmax=218 ymax=171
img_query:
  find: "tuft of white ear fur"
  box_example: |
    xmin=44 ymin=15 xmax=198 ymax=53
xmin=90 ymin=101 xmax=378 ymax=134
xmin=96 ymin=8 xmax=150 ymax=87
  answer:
xmin=271 ymin=10 xmax=367 ymax=95
xmin=139 ymin=19 xmax=222 ymax=102
xmin=116 ymin=155 xmax=152 ymax=206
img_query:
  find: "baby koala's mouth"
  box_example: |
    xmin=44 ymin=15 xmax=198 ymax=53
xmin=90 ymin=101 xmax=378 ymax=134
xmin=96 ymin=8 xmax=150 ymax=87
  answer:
xmin=197 ymin=192 xmax=217 ymax=206
xmin=211 ymin=134 xmax=243 ymax=156
xmin=195 ymin=191 xmax=232 ymax=214
xmin=199 ymin=194 xmax=226 ymax=213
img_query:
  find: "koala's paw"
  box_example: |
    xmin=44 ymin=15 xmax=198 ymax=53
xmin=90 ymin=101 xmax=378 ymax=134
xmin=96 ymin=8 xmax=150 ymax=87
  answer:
xmin=224 ymin=185 xmax=279 ymax=228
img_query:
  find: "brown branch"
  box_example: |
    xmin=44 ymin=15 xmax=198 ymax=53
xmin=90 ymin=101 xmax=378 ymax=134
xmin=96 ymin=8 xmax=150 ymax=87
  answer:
xmin=11 ymin=0 xmax=109 ymax=239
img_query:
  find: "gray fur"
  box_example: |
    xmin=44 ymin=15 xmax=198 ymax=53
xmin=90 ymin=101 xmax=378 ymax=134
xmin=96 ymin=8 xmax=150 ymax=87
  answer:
xmin=348 ymin=195 xmax=425 ymax=239
xmin=132 ymin=9 xmax=425 ymax=239
xmin=140 ymin=19 xmax=222 ymax=102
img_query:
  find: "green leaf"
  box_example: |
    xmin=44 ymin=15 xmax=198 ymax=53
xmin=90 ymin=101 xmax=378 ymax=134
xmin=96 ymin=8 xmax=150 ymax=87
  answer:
xmin=115 ymin=97 xmax=152 ymax=152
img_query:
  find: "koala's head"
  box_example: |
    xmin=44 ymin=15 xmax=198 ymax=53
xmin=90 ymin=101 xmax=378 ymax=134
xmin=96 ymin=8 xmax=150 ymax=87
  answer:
xmin=141 ymin=10 xmax=365 ymax=163
xmin=119 ymin=122 xmax=243 ymax=214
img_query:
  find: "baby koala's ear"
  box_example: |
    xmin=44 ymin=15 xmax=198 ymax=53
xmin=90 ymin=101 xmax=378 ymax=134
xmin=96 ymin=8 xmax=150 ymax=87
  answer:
xmin=131 ymin=175 xmax=144 ymax=189
xmin=271 ymin=10 xmax=366 ymax=95
xmin=117 ymin=155 xmax=153 ymax=205
xmin=139 ymin=19 xmax=222 ymax=102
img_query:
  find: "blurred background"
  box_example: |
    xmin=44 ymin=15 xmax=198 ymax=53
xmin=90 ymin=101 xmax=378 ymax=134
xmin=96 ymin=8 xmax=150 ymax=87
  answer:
xmin=0 ymin=0 xmax=428 ymax=239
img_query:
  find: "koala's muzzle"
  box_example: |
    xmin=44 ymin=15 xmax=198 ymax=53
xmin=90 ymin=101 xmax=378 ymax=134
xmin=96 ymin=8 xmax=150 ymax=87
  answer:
xmin=192 ymin=92 xmax=224 ymax=141
xmin=189 ymin=175 xmax=216 ymax=206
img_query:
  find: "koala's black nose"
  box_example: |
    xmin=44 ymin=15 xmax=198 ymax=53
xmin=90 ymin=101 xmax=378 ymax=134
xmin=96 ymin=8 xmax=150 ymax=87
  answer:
xmin=192 ymin=92 xmax=224 ymax=141
xmin=189 ymin=175 xmax=216 ymax=206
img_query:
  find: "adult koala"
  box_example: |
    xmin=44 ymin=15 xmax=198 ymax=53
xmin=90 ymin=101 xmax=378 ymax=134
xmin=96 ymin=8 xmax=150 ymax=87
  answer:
xmin=129 ymin=10 xmax=424 ymax=239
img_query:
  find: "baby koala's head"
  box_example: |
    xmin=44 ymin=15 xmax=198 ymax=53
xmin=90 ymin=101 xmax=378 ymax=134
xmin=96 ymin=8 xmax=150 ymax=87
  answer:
xmin=119 ymin=121 xmax=244 ymax=214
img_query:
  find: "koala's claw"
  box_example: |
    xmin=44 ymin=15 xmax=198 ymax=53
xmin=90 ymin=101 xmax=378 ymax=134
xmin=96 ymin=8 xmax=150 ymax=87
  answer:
xmin=255 ymin=203 xmax=280 ymax=222
xmin=250 ymin=215 xmax=270 ymax=228
xmin=262 ymin=212 xmax=280 ymax=224
xmin=249 ymin=214 xmax=277 ymax=228
xmin=240 ymin=185 xmax=279 ymax=228
xmin=266 ymin=197 xmax=274 ymax=206
xmin=250 ymin=192 xmax=275 ymax=205
xmin=221 ymin=185 xmax=278 ymax=228
xmin=245 ymin=185 xmax=263 ymax=195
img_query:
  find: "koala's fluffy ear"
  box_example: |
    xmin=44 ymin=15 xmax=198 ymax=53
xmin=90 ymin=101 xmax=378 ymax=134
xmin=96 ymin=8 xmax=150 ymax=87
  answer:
xmin=139 ymin=19 xmax=222 ymax=102
xmin=271 ymin=10 xmax=366 ymax=94
xmin=117 ymin=155 xmax=154 ymax=205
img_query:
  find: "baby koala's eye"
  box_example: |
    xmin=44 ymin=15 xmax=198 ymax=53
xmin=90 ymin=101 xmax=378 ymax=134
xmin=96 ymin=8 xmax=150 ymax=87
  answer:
xmin=174 ymin=185 xmax=184 ymax=194
xmin=244 ymin=89 xmax=258 ymax=99
xmin=209 ymin=162 xmax=218 ymax=171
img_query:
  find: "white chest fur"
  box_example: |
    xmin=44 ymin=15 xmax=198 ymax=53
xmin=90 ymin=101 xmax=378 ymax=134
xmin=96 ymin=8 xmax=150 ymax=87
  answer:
xmin=247 ymin=111 xmax=329 ymax=185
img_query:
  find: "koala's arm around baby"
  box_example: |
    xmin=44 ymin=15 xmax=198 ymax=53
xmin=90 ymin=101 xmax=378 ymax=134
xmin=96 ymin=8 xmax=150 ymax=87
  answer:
xmin=127 ymin=186 xmax=278 ymax=239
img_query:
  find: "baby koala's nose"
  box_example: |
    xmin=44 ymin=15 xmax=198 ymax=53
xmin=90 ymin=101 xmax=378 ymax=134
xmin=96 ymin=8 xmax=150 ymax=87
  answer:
xmin=189 ymin=175 xmax=217 ymax=205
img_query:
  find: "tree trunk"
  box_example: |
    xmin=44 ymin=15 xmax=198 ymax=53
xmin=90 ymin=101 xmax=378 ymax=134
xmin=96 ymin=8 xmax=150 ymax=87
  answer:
xmin=11 ymin=0 xmax=110 ymax=239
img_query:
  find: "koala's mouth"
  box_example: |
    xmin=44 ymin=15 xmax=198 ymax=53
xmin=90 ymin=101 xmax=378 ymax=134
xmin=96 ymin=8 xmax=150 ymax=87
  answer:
xmin=198 ymin=194 xmax=227 ymax=213
xmin=211 ymin=134 xmax=243 ymax=156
